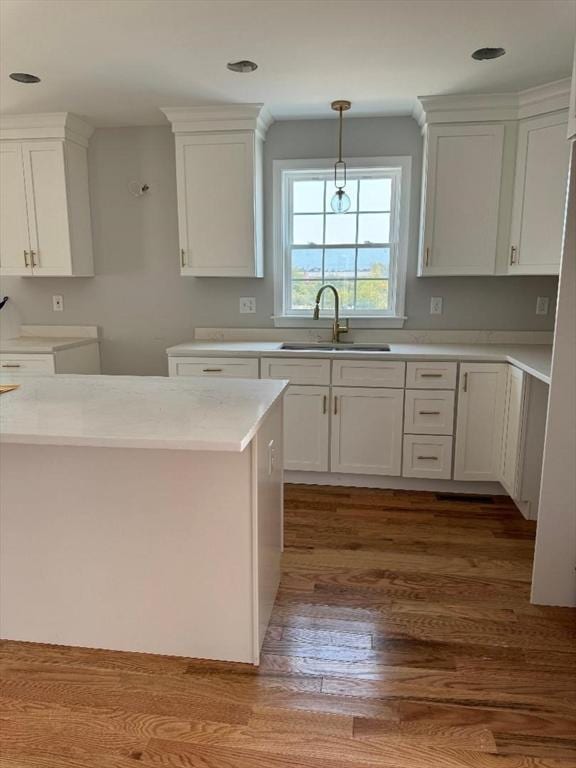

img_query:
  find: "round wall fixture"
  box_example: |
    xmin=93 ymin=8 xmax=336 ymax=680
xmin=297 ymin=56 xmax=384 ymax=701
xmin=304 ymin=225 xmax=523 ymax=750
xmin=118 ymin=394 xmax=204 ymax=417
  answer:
xmin=227 ymin=60 xmax=258 ymax=73
xmin=471 ymin=47 xmax=506 ymax=61
xmin=9 ymin=72 xmax=41 ymax=83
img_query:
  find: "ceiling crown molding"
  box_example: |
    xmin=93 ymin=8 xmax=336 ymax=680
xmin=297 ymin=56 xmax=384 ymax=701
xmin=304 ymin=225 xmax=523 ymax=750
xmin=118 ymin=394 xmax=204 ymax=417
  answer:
xmin=0 ymin=112 xmax=94 ymax=146
xmin=160 ymin=104 xmax=274 ymax=140
xmin=414 ymin=78 xmax=571 ymax=129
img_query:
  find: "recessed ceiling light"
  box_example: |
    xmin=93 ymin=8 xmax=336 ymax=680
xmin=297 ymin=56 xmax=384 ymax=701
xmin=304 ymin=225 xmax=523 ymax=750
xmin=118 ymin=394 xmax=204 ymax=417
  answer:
xmin=227 ymin=60 xmax=258 ymax=73
xmin=9 ymin=72 xmax=41 ymax=83
xmin=471 ymin=47 xmax=506 ymax=61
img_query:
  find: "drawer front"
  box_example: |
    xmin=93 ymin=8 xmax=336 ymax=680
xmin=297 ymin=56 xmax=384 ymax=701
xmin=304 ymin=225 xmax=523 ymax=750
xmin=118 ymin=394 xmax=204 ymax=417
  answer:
xmin=332 ymin=360 xmax=405 ymax=388
xmin=261 ymin=357 xmax=330 ymax=386
xmin=403 ymin=435 xmax=453 ymax=479
xmin=404 ymin=389 xmax=455 ymax=435
xmin=168 ymin=356 xmax=259 ymax=379
xmin=406 ymin=361 xmax=457 ymax=389
xmin=0 ymin=355 xmax=55 ymax=374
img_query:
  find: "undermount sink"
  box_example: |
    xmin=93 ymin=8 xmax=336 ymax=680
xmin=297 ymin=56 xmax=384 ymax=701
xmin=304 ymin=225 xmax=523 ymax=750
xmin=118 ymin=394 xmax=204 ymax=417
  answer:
xmin=280 ymin=342 xmax=391 ymax=352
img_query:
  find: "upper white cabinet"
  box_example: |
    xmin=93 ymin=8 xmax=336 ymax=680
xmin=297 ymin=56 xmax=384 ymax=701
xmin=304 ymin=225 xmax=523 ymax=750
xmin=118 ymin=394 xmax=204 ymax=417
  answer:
xmin=161 ymin=105 xmax=271 ymax=277
xmin=508 ymin=112 xmax=570 ymax=274
xmin=454 ymin=363 xmax=507 ymax=482
xmin=0 ymin=114 xmax=94 ymax=277
xmin=419 ymin=124 xmax=504 ymax=276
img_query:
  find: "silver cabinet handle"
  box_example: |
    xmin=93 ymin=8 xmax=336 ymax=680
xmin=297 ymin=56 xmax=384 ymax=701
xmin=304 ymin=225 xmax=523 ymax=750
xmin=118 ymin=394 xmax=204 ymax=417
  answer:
xmin=23 ymin=250 xmax=29 ymax=268
xmin=510 ymin=246 xmax=517 ymax=265
xmin=463 ymin=372 xmax=468 ymax=392
xmin=181 ymin=248 xmax=186 ymax=268
xmin=322 ymin=395 xmax=327 ymax=414
xmin=202 ymin=368 xmax=223 ymax=373
xmin=425 ymin=247 xmax=430 ymax=267
xmin=417 ymin=455 xmax=438 ymax=460
xmin=420 ymin=373 xmax=443 ymax=378
xmin=419 ymin=410 xmax=441 ymax=415
xmin=333 ymin=395 xmax=338 ymax=415
xmin=2 ymin=363 xmax=21 ymax=368
xmin=30 ymin=249 xmax=37 ymax=267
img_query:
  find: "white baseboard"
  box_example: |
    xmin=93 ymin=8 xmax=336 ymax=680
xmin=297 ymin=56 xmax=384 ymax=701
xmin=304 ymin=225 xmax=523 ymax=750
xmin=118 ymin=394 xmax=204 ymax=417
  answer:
xmin=285 ymin=471 xmax=505 ymax=496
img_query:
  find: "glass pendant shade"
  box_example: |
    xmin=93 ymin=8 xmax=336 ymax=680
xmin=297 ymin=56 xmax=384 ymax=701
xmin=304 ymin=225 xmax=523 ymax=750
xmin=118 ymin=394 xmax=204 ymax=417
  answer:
xmin=331 ymin=188 xmax=351 ymax=213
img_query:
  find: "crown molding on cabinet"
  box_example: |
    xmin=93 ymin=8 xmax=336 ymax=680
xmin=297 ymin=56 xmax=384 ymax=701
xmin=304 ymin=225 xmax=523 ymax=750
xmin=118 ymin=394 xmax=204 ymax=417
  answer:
xmin=160 ymin=104 xmax=274 ymax=140
xmin=0 ymin=112 xmax=94 ymax=147
xmin=413 ymin=78 xmax=571 ymax=129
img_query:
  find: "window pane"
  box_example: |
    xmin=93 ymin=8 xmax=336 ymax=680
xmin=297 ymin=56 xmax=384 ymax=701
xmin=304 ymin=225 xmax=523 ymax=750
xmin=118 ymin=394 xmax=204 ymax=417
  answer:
xmin=325 ymin=213 xmax=356 ymax=245
xmin=356 ymin=280 xmax=389 ymax=310
xmin=293 ymin=180 xmax=325 ymax=213
xmin=291 ymin=280 xmax=322 ymax=310
xmin=357 ymin=213 xmax=390 ymax=243
xmin=293 ymin=214 xmax=324 ymax=245
xmin=292 ymin=248 xmax=322 ymax=278
xmin=357 ymin=247 xmax=390 ymax=278
xmin=325 ymin=179 xmax=358 ymax=212
xmin=322 ymin=280 xmax=355 ymax=310
xmin=325 ymin=248 xmax=355 ymax=278
xmin=359 ymin=178 xmax=391 ymax=211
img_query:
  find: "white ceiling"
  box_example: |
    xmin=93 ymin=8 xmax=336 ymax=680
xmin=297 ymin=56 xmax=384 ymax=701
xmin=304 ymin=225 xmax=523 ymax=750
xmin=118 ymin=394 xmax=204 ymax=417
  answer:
xmin=1 ymin=0 xmax=574 ymax=126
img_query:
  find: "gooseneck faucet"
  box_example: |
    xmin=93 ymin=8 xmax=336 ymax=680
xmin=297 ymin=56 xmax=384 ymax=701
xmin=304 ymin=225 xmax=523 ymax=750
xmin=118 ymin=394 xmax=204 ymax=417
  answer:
xmin=313 ymin=284 xmax=349 ymax=343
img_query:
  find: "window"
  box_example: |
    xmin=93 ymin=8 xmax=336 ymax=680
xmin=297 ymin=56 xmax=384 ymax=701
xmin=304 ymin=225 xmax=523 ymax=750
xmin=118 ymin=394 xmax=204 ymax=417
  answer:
xmin=274 ymin=157 xmax=410 ymax=326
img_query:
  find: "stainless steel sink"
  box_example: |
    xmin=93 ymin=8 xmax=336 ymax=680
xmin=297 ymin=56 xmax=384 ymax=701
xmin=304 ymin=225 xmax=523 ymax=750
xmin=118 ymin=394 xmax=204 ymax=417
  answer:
xmin=280 ymin=342 xmax=391 ymax=352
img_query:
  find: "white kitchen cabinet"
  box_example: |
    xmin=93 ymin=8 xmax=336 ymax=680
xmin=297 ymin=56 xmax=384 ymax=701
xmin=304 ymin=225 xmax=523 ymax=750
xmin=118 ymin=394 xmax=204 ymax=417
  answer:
xmin=261 ymin=357 xmax=330 ymax=386
xmin=0 ymin=114 xmax=94 ymax=277
xmin=419 ymin=124 xmax=504 ymax=276
xmin=508 ymin=112 xmax=570 ymax=275
xmin=331 ymin=387 xmax=404 ymax=476
xmin=454 ymin=363 xmax=507 ymax=482
xmin=499 ymin=365 xmax=527 ymax=497
xmin=168 ymin=356 xmax=259 ymax=379
xmin=283 ymin=385 xmax=329 ymax=472
xmin=161 ymin=105 xmax=270 ymax=277
xmin=332 ymin=359 xmax=405 ymax=388
xmin=403 ymin=435 xmax=453 ymax=480
xmin=404 ymin=389 xmax=455 ymax=435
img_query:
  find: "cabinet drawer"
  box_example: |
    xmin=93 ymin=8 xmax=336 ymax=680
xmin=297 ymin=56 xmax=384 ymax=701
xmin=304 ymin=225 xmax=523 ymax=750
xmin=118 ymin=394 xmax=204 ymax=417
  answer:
xmin=403 ymin=435 xmax=453 ymax=479
xmin=0 ymin=355 xmax=55 ymax=374
xmin=404 ymin=390 xmax=455 ymax=435
xmin=168 ymin=356 xmax=259 ymax=378
xmin=406 ymin=361 xmax=457 ymax=389
xmin=332 ymin=360 xmax=405 ymax=388
xmin=261 ymin=358 xmax=330 ymax=386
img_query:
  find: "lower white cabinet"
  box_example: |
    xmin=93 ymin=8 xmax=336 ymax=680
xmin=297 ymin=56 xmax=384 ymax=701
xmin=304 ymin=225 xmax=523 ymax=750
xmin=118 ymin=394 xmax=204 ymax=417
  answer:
xmin=499 ymin=366 xmax=526 ymax=497
xmin=283 ymin=385 xmax=329 ymax=472
xmin=331 ymin=387 xmax=404 ymax=476
xmin=454 ymin=363 xmax=507 ymax=481
xmin=167 ymin=356 xmax=259 ymax=379
xmin=403 ymin=435 xmax=453 ymax=479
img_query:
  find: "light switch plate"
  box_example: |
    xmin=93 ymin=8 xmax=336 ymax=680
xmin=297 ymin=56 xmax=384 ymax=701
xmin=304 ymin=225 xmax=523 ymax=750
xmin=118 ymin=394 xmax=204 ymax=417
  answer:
xmin=430 ymin=297 xmax=443 ymax=315
xmin=240 ymin=297 xmax=256 ymax=314
xmin=52 ymin=295 xmax=64 ymax=312
xmin=535 ymin=296 xmax=550 ymax=315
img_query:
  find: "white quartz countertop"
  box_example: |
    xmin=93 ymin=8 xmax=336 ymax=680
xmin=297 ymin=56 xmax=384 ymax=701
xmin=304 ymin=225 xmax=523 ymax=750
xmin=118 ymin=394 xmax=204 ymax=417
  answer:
xmin=166 ymin=341 xmax=553 ymax=384
xmin=0 ymin=374 xmax=287 ymax=451
xmin=0 ymin=336 xmax=99 ymax=354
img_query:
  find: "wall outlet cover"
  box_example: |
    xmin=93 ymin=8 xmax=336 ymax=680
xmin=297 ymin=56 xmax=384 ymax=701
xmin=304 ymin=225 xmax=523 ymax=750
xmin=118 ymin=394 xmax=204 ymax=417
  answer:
xmin=239 ymin=297 xmax=256 ymax=314
xmin=52 ymin=295 xmax=64 ymax=312
xmin=430 ymin=297 xmax=443 ymax=315
xmin=535 ymin=296 xmax=550 ymax=315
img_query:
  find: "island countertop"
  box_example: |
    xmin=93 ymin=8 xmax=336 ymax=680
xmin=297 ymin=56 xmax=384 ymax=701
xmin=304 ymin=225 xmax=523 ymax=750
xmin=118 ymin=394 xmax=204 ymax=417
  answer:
xmin=0 ymin=374 xmax=288 ymax=452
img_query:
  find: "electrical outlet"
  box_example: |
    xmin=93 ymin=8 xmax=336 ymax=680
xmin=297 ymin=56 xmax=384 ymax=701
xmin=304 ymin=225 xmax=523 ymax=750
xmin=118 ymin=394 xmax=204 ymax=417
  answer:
xmin=430 ymin=297 xmax=443 ymax=315
xmin=536 ymin=296 xmax=550 ymax=315
xmin=239 ymin=297 xmax=256 ymax=314
xmin=52 ymin=295 xmax=64 ymax=312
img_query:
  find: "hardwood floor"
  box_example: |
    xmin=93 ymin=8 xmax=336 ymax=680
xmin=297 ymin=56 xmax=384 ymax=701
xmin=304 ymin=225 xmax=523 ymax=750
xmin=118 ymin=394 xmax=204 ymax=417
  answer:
xmin=1 ymin=484 xmax=575 ymax=767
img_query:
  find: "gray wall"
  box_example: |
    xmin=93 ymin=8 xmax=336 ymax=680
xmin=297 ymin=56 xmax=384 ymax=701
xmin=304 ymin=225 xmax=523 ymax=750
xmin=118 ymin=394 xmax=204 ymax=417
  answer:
xmin=0 ymin=118 xmax=558 ymax=375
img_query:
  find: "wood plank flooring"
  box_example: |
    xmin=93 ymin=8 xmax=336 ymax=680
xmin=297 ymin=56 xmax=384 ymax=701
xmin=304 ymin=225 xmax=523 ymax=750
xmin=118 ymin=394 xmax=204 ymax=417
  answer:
xmin=1 ymin=484 xmax=575 ymax=767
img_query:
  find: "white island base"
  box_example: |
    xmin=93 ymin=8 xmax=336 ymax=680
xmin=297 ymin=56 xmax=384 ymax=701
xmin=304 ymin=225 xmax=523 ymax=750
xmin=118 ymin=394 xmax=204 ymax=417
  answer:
xmin=0 ymin=376 xmax=284 ymax=664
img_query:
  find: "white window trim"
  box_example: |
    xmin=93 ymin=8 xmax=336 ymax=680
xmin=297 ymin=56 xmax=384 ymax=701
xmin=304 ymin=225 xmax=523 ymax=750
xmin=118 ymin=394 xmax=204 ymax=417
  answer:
xmin=273 ymin=156 xmax=411 ymax=329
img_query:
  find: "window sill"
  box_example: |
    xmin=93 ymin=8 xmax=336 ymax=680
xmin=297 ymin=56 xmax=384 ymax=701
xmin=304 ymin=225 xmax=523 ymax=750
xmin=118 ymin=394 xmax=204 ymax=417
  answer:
xmin=273 ymin=316 xmax=407 ymax=329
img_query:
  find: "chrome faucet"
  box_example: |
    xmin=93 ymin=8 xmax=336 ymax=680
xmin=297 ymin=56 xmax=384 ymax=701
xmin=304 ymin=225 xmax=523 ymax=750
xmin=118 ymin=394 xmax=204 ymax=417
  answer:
xmin=313 ymin=284 xmax=349 ymax=343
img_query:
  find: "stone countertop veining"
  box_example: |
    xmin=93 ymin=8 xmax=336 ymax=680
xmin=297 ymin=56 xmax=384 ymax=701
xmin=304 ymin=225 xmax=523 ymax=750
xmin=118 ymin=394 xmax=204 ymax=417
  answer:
xmin=166 ymin=341 xmax=553 ymax=385
xmin=0 ymin=336 xmax=100 ymax=354
xmin=0 ymin=374 xmax=288 ymax=452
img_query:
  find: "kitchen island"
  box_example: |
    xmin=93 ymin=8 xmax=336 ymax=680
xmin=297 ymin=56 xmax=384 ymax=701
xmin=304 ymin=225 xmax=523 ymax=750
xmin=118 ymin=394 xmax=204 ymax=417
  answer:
xmin=0 ymin=374 xmax=287 ymax=663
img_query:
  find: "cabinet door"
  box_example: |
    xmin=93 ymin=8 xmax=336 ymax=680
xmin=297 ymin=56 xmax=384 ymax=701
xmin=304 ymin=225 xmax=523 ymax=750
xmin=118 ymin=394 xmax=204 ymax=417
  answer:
xmin=283 ymin=386 xmax=329 ymax=472
xmin=454 ymin=364 xmax=507 ymax=481
xmin=420 ymin=124 xmax=504 ymax=276
xmin=176 ymin=133 xmax=261 ymax=277
xmin=0 ymin=143 xmax=32 ymax=275
xmin=508 ymin=113 xmax=570 ymax=275
xmin=499 ymin=366 xmax=526 ymax=497
xmin=331 ymin=387 xmax=404 ymax=476
xmin=21 ymin=142 xmax=72 ymax=276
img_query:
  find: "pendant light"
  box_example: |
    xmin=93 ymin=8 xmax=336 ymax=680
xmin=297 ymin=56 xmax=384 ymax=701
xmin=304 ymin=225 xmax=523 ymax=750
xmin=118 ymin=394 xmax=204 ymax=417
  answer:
xmin=330 ymin=100 xmax=352 ymax=213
